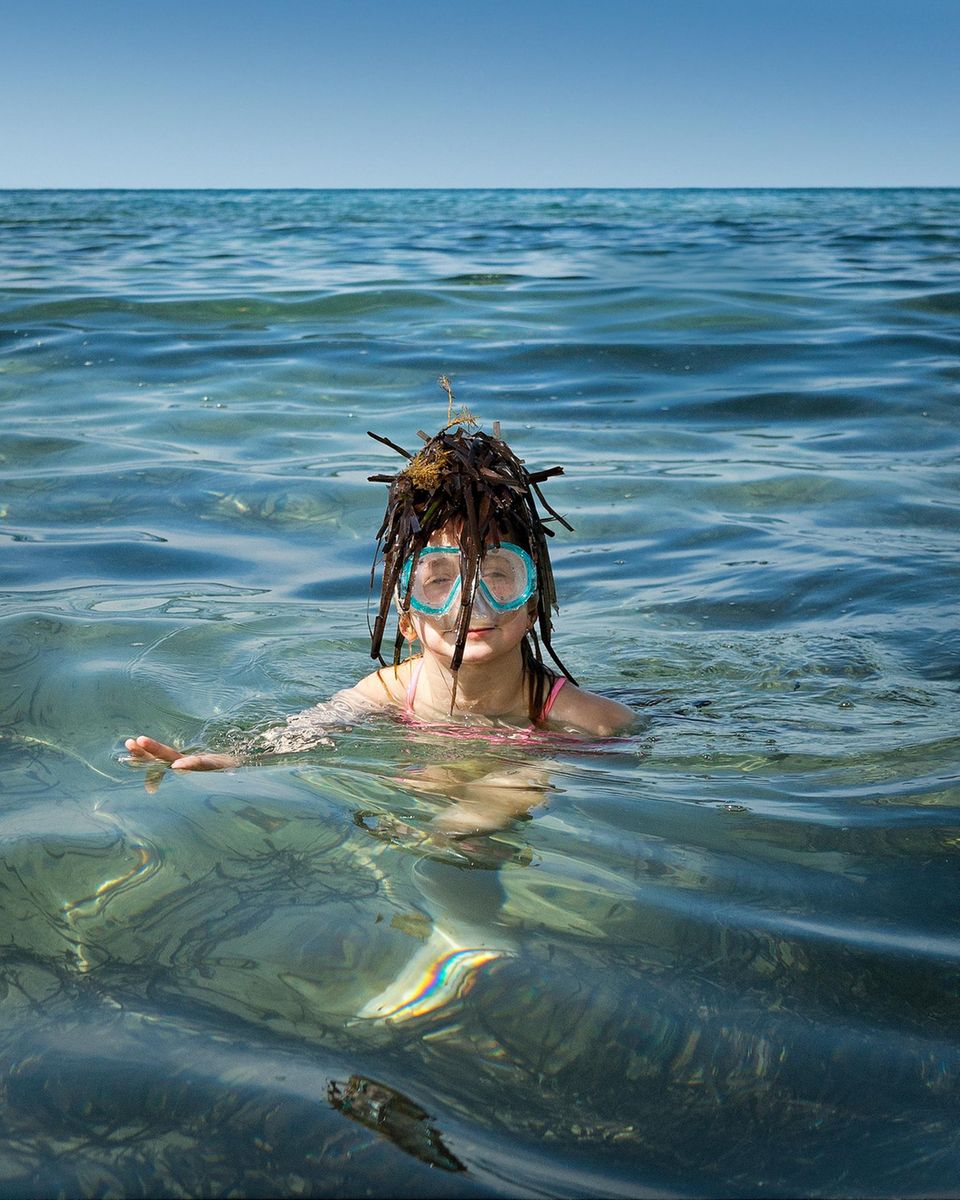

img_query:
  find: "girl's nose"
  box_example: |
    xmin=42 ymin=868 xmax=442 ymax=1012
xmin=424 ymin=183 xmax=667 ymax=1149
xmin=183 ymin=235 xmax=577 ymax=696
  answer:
xmin=468 ymin=588 xmax=496 ymax=624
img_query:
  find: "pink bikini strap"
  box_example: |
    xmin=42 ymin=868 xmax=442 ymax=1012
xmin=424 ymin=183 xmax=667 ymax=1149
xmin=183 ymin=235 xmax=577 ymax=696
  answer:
xmin=540 ymin=674 xmax=566 ymax=721
xmin=405 ymin=658 xmax=424 ymax=714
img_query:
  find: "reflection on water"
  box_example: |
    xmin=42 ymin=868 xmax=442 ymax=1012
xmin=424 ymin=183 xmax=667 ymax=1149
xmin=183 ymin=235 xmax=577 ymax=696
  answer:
xmin=2 ymin=188 xmax=960 ymax=1196
xmin=358 ymin=940 xmax=506 ymax=1023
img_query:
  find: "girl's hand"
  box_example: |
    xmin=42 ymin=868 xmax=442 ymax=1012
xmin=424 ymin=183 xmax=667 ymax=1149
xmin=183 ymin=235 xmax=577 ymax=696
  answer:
xmin=124 ymin=735 xmax=238 ymax=791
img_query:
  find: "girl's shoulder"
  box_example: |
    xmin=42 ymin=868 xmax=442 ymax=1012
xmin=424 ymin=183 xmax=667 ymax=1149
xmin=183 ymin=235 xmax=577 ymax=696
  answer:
xmin=546 ymin=679 xmax=637 ymax=737
xmin=348 ymin=657 xmax=421 ymax=710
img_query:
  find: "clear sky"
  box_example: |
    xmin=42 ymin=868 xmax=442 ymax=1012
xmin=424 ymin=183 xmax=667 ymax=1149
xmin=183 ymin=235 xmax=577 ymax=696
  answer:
xmin=2 ymin=0 xmax=957 ymax=187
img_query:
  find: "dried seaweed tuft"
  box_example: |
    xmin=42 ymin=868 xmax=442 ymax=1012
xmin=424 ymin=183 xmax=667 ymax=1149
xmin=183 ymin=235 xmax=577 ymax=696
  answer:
xmin=367 ymin=382 xmax=575 ymax=716
xmin=404 ymin=446 xmax=452 ymax=491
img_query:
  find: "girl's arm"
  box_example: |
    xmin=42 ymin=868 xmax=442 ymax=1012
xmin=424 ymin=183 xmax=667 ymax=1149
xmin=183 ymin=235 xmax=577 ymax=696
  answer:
xmin=123 ymin=678 xmax=396 ymax=777
xmin=254 ymin=686 xmax=383 ymax=753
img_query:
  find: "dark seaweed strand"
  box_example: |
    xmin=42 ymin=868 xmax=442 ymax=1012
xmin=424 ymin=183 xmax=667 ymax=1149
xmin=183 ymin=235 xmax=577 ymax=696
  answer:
xmin=366 ymin=422 xmax=577 ymax=718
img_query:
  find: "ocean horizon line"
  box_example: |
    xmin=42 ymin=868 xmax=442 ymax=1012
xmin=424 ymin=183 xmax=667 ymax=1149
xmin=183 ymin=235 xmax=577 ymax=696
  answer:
xmin=4 ymin=184 xmax=959 ymax=193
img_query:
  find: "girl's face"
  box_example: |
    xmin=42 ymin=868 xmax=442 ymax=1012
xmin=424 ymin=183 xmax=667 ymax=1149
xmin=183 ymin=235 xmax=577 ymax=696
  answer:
xmin=399 ymin=523 xmax=535 ymax=667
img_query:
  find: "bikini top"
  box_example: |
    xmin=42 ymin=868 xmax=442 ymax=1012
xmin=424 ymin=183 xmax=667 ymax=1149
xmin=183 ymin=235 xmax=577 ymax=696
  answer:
xmin=403 ymin=658 xmax=566 ymax=726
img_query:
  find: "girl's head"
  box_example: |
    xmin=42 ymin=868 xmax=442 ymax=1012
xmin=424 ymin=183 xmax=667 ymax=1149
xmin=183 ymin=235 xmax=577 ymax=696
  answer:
xmin=367 ymin=417 xmax=574 ymax=689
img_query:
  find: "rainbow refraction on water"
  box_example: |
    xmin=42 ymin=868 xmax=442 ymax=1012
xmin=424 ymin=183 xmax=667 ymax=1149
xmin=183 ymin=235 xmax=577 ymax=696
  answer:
xmin=1 ymin=187 xmax=959 ymax=1198
xmin=360 ymin=945 xmax=505 ymax=1022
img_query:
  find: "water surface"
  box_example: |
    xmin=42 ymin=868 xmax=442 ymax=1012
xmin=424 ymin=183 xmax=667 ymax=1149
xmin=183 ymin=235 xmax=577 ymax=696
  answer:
xmin=2 ymin=188 xmax=959 ymax=1197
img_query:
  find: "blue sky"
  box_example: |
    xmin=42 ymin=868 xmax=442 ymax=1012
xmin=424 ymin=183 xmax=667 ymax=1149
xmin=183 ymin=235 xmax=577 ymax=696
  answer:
xmin=2 ymin=0 xmax=957 ymax=187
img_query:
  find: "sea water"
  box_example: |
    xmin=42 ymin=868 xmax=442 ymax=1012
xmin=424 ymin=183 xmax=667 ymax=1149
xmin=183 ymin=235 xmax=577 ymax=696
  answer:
xmin=1 ymin=188 xmax=958 ymax=1197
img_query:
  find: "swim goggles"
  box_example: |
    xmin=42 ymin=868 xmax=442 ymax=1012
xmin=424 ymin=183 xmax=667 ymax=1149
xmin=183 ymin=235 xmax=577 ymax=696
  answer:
xmin=399 ymin=543 xmax=536 ymax=623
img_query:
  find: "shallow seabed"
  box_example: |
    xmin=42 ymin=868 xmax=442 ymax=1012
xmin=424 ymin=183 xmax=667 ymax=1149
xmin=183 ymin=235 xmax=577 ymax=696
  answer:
xmin=2 ymin=188 xmax=959 ymax=1198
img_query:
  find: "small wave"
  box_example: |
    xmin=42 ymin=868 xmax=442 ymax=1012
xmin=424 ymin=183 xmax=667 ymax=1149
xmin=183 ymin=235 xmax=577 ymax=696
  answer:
xmin=3 ymin=288 xmax=455 ymax=326
xmin=897 ymin=289 xmax=960 ymax=317
xmin=441 ymin=272 xmax=529 ymax=285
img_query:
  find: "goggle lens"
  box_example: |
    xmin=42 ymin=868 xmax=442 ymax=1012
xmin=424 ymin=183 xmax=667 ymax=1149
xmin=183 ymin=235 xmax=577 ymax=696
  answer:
xmin=478 ymin=546 xmax=534 ymax=608
xmin=415 ymin=554 xmax=461 ymax=613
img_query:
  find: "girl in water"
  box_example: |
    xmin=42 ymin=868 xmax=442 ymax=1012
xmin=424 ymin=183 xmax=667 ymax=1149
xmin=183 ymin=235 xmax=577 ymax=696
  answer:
xmin=125 ymin=413 xmax=635 ymax=776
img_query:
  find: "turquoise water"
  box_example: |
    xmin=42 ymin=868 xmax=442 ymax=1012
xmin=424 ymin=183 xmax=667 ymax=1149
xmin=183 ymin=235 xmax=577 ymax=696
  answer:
xmin=2 ymin=188 xmax=959 ymax=1197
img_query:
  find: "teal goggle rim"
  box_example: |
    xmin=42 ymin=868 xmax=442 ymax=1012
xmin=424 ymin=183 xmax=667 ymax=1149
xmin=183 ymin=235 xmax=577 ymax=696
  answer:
xmin=399 ymin=542 xmax=537 ymax=617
